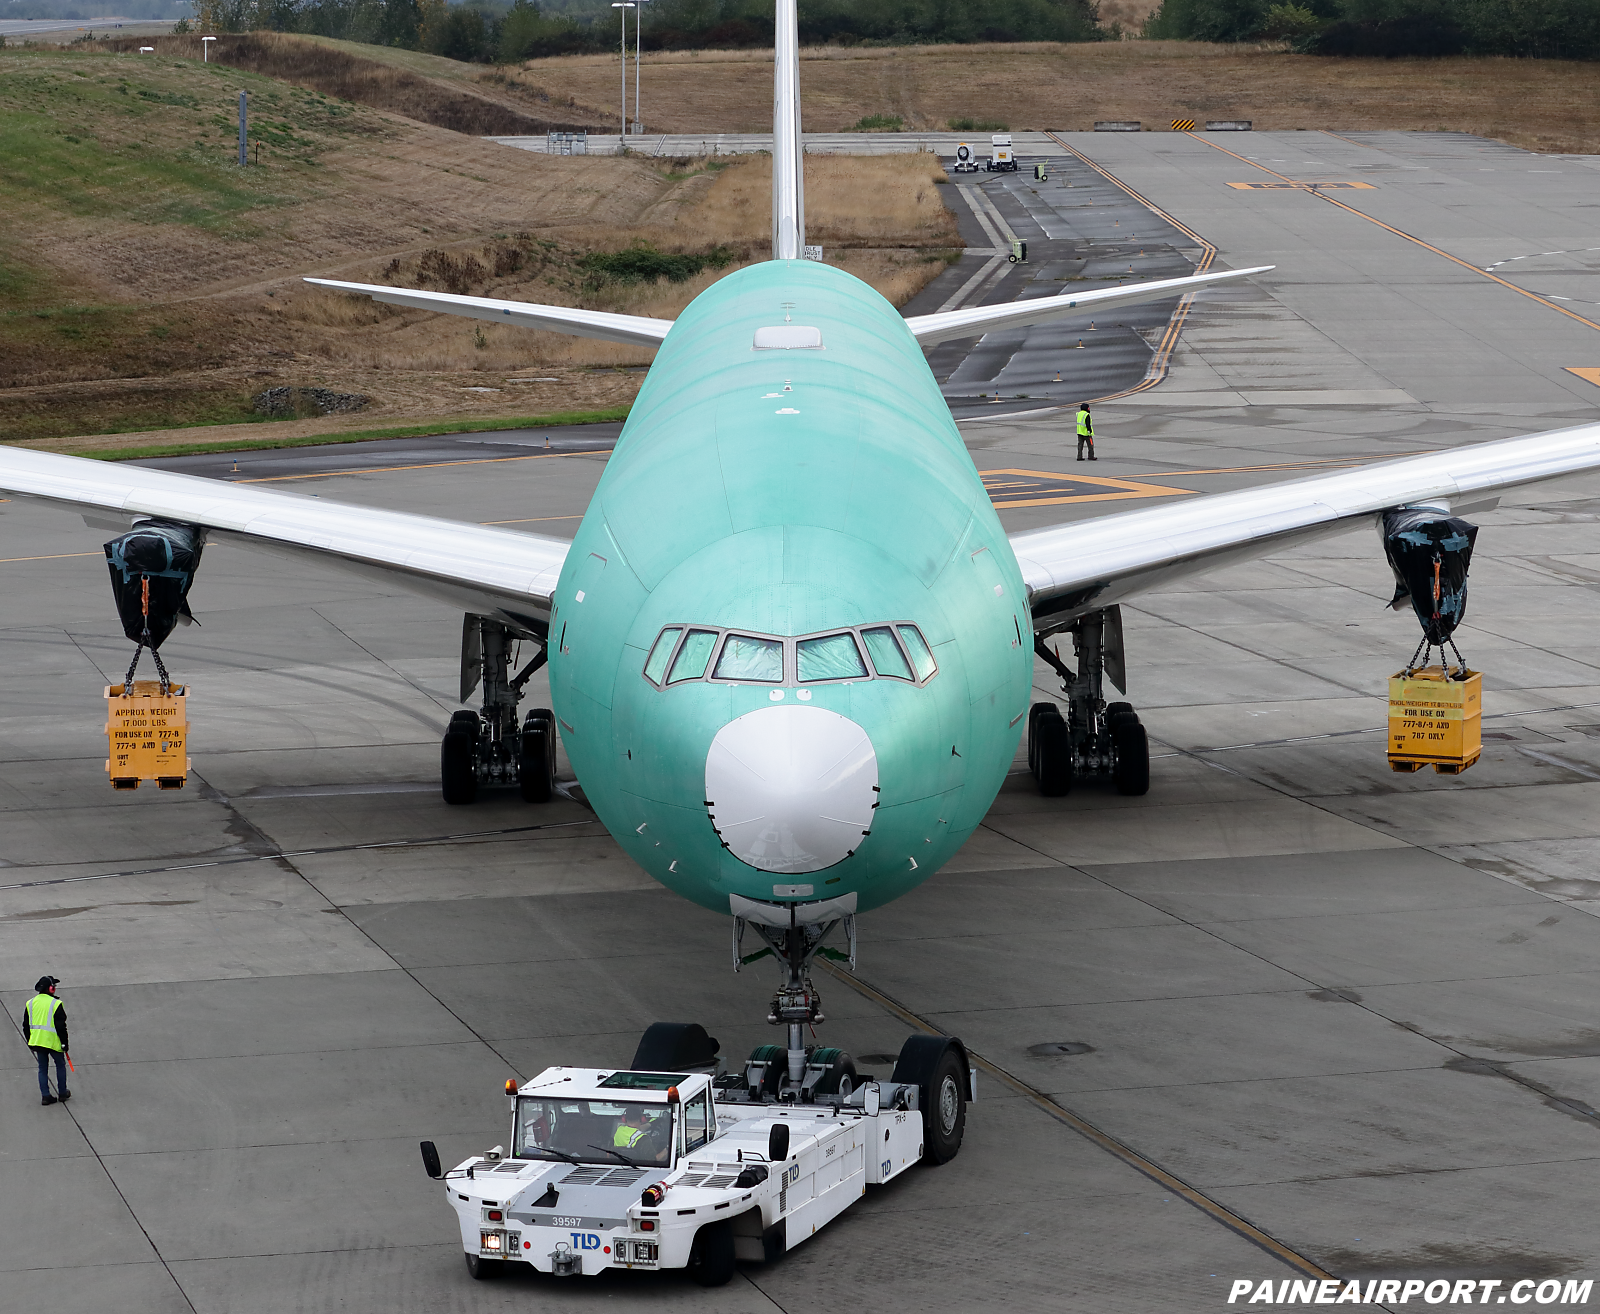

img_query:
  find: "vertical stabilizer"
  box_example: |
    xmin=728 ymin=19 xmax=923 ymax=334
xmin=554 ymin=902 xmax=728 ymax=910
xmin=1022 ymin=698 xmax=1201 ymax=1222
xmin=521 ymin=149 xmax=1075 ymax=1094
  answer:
xmin=771 ymin=0 xmax=804 ymax=259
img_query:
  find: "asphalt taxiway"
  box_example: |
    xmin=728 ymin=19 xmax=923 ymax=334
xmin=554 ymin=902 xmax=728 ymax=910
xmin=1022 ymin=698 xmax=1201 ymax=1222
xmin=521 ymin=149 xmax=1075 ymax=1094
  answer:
xmin=7 ymin=131 xmax=1600 ymax=1313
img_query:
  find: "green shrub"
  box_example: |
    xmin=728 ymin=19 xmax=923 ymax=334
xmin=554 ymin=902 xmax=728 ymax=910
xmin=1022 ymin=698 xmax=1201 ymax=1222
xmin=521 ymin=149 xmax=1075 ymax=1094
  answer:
xmin=849 ymin=113 xmax=905 ymax=132
xmin=578 ymin=242 xmax=737 ymax=285
xmin=948 ymin=117 xmax=1010 ymax=131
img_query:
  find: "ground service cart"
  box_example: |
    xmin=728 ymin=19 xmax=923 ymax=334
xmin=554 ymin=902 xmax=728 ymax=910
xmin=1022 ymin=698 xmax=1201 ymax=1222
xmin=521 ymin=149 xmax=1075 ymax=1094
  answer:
xmin=986 ymin=133 xmax=1018 ymax=172
xmin=421 ymin=1024 xmax=972 ymax=1285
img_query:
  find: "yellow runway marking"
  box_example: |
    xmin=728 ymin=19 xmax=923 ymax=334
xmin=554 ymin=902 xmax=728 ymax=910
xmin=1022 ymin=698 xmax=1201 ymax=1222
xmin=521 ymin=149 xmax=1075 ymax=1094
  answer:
xmin=481 ymin=514 xmax=585 ymax=525
xmin=0 ymin=551 xmax=100 ymax=564
xmin=1565 ymin=367 xmax=1600 ymax=387
xmin=1188 ymin=133 xmax=1600 ymax=334
xmin=1226 ymin=181 xmax=1375 ymax=190
xmin=982 ymin=468 xmax=1194 ymax=507
xmin=1043 ymin=132 xmax=1218 ymax=405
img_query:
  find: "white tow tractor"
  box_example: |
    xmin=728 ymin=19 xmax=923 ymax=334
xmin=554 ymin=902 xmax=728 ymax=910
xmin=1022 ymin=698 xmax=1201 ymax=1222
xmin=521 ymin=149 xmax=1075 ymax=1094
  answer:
xmin=420 ymin=1024 xmax=972 ymax=1285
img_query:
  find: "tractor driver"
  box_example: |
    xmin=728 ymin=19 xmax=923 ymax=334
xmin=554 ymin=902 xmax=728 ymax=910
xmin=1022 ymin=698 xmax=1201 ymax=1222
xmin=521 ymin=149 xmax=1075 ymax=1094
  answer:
xmin=614 ymin=1105 xmax=668 ymax=1162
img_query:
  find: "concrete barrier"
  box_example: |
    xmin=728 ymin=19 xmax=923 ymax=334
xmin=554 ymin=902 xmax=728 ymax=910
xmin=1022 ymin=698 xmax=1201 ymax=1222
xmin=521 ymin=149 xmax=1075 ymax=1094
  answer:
xmin=1094 ymin=122 xmax=1141 ymax=132
xmin=1206 ymin=121 xmax=1253 ymax=131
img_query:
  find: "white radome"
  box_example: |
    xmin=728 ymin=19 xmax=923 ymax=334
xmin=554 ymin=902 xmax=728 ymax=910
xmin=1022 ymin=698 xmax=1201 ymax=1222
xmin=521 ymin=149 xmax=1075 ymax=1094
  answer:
xmin=705 ymin=705 xmax=878 ymax=874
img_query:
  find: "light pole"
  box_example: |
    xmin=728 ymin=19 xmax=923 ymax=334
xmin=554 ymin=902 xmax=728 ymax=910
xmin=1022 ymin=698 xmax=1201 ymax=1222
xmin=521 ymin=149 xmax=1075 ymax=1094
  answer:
xmin=201 ymin=34 xmax=216 ymax=61
xmin=610 ymin=2 xmax=633 ymax=145
xmin=633 ymin=0 xmax=650 ymax=135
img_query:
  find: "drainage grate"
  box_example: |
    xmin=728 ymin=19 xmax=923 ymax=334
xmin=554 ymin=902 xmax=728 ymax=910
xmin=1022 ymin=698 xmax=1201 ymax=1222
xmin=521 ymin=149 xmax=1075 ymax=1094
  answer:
xmin=1027 ymin=1042 xmax=1094 ymax=1056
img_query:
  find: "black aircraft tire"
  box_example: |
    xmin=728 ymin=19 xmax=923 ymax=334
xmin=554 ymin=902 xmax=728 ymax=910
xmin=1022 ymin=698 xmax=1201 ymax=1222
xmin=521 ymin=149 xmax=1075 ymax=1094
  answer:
xmin=448 ymin=710 xmax=481 ymax=738
xmin=1027 ymin=702 xmax=1054 ymax=778
xmin=687 ymin=1220 xmax=737 ymax=1287
xmin=519 ymin=722 xmax=552 ymax=804
xmin=1034 ymin=710 xmax=1072 ymax=797
xmin=464 ymin=1253 xmax=503 ymax=1280
xmin=810 ymin=1048 xmax=858 ymax=1097
xmin=1106 ymin=701 xmax=1135 ymax=728
xmin=1112 ymin=719 xmax=1150 ymax=796
xmin=441 ymin=730 xmax=477 ymax=805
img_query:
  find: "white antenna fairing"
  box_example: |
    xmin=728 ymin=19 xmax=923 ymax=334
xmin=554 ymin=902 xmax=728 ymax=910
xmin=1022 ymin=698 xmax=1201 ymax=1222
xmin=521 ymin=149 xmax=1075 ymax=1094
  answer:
xmin=771 ymin=0 xmax=804 ymax=260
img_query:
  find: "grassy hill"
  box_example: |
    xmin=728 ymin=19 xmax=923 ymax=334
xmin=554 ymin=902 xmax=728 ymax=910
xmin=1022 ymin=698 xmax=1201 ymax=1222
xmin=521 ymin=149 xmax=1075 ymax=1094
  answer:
xmin=0 ymin=38 xmax=955 ymax=451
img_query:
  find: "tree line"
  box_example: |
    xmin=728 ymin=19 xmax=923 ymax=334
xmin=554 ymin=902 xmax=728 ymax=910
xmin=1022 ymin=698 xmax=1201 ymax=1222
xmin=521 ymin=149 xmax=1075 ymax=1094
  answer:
xmin=1144 ymin=0 xmax=1600 ymax=59
xmin=190 ymin=0 xmax=1600 ymax=62
xmin=191 ymin=0 xmax=1102 ymax=61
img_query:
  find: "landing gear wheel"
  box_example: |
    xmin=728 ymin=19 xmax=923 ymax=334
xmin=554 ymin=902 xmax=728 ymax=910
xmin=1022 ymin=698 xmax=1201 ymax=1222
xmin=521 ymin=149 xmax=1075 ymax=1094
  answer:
xmin=464 ymin=1253 xmax=502 ymax=1280
xmin=1111 ymin=717 xmax=1150 ymax=796
xmin=1026 ymin=702 xmax=1055 ymax=777
xmin=441 ymin=729 xmax=477 ymax=805
xmin=747 ymin=1043 xmax=785 ymax=1098
xmin=1106 ymin=701 xmax=1135 ymax=729
xmin=810 ymin=1047 xmax=858 ymax=1097
xmin=448 ymin=710 xmax=481 ymax=735
xmin=518 ymin=715 xmax=553 ymax=804
xmin=1033 ymin=708 xmax=1072 ymax=797
xmin=891 ymin=1035 xmax=968 ymax=1165
xmin=687 ymin=1219 xmax=736 ymax=1287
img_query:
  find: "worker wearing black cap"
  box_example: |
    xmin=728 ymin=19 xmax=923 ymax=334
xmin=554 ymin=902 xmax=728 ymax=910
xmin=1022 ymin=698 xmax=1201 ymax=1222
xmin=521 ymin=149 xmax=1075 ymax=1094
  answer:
xmin=24 ymin=977 xmax=69 ymax=1106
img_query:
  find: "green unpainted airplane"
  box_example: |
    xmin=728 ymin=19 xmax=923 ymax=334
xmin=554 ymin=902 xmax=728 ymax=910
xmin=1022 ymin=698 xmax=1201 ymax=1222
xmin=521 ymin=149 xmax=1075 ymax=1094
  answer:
xmin=5 ymin=0 xmax=1600 ymax=1095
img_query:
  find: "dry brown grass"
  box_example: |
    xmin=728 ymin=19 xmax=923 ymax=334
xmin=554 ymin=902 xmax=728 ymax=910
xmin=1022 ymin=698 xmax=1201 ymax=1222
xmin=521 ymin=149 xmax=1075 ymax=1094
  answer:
xmin=502 ymin=41 xmax=1600 ymax=153
xmin=1 ymin=49 xmax=956 ymax=445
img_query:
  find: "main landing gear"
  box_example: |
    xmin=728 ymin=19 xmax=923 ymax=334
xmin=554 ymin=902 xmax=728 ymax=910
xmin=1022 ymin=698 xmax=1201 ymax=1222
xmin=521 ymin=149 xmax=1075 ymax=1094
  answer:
xmin=1029 ymin=605 xmax=1149 ymax=798
xmin=441 ymin=614 xmax=554 ymax=805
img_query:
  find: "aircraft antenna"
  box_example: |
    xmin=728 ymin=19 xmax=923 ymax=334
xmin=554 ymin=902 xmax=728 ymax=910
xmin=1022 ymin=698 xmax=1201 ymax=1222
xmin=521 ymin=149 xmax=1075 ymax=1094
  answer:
xmin=771 ymin=0 xmax=804 ymax=260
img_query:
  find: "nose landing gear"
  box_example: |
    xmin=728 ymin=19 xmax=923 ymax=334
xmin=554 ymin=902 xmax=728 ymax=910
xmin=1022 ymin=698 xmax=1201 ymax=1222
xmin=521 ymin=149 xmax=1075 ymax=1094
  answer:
xmin=441 ymin=614 xmax=553 ymax=805
xmin=1029 ymin=606 xmax=1149 ymax=796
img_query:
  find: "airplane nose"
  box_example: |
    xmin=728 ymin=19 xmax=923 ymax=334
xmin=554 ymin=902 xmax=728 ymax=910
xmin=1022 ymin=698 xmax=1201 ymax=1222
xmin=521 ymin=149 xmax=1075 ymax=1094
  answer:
xmin=705 ymin=705 xmax=878 ymax=875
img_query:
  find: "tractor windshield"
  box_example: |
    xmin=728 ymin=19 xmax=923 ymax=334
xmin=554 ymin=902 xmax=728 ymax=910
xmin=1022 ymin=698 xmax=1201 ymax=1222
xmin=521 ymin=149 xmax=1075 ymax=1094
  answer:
xmin=514 ymin=1097 xmax=674 ymax=1166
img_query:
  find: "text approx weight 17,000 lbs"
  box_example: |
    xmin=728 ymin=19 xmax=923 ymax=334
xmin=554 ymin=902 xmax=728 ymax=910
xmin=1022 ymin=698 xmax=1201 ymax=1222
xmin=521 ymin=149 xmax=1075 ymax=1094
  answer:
xmin=106 ymin=680 xmax=189 ymax=790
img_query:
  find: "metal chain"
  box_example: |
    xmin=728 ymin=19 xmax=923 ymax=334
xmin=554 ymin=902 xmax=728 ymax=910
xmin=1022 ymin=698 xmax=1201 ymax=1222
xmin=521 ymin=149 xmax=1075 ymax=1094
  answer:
xmin=1405 ymin=635 xmax=1428 ymax=676
xmin=151 ymin=646 xmax=171 ymax=696
xmin=122 ymin=643 xmax=143 ymax=694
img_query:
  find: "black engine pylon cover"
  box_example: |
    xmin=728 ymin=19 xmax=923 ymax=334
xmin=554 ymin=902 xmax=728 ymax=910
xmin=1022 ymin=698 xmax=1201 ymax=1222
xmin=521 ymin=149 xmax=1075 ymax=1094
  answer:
xmin=104 ymin=520 xmax=203 ymax=649
xmin=1382 ymin=508 xmax=1477 ymax=644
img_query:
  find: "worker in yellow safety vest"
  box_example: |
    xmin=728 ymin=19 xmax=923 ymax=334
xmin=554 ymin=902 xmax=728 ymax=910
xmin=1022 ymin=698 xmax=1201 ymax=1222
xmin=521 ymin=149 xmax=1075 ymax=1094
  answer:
xmin=614 ymin=1106 xmax=651 ymax=1152
xmin=1076 ymin=403 xmax=1095 ymax=461
xmin=24 ymin=976 xmax=70 ymax=1106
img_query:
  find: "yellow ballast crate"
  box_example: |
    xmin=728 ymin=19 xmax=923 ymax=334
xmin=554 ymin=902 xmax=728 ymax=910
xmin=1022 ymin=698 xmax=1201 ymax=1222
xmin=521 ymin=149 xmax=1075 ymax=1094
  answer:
xmin=1388 ymin=666 xmax=1481 ymax=775
xmin=106 ymin=681 xmax=189 ymax=790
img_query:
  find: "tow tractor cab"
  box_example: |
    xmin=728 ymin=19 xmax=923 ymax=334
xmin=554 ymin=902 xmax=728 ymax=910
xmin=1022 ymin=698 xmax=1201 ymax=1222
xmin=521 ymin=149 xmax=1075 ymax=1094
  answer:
xmin=420 ymin=1028 xmax=972 ymax=1286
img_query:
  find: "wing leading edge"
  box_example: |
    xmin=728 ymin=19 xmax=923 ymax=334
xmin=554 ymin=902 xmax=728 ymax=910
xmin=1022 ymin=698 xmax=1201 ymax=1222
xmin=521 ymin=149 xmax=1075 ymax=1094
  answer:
xmin=0 ymin=448 xmax=569 ymax=634
xmin=905 ymin=266 xmax=1274 ymax=346
xmin=303 ymin=278 xmax=673 ymax=348
xmin=1011 ymin=421 xmax=1600 ymax=632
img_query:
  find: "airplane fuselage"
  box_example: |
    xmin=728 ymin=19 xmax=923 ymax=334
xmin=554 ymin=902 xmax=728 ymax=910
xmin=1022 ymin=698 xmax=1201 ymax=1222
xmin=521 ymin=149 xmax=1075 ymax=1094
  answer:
xmin=548 ymin=261 xmax=1033 ymax=914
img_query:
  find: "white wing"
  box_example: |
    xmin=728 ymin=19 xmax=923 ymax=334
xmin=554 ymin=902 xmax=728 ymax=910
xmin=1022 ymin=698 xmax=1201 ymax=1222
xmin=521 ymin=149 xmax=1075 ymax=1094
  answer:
xmin=905 ymin=267 xmax=1273 ymax=346
xmin=0 ymin=448 xmax=568 ymax=635
xmin=304 ymin=278 xmax=673 ymax=348
xmin=1012 ymin=422 xmax=1600 ymax=632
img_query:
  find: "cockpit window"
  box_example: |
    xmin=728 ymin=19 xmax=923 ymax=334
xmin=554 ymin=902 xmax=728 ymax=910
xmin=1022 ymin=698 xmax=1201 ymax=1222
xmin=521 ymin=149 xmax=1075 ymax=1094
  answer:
xmin=643 ymin=627 xmax=681 ymax=685
xmin=714 ymin=634 xmax=783 ymax=682
xmin=668 ymin=629 xmax=718 ymax=683
xmin=643 ymin=623 xmax=936 ymax=688
xmin=898 ymin=624 xmax=938 ymax=681
xmin=861 ymin=627 xmax=913 ymax=680
xmin=798 ymin=632 xmax=867 ymax=682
